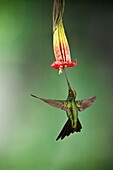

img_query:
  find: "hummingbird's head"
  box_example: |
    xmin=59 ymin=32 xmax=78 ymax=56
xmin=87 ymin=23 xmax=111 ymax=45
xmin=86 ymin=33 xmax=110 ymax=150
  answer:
xmin=63 ymin=69 xmax=76 ymax=98
xmin=68 ymin=87 xmax=76 ymax=98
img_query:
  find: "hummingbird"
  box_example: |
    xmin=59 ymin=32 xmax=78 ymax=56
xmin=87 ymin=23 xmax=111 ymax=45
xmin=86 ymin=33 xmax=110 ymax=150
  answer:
xmin=31 ymin=70 xmax=96 ymax=140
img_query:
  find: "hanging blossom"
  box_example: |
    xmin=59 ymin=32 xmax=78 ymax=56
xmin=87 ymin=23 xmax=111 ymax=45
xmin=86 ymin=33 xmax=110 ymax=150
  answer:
xmin=51 ymin=0 xmax=77 ymax=74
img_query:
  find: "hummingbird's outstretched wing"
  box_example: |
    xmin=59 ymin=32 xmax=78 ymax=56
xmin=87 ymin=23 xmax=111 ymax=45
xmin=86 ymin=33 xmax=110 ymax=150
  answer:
xmin=56 ymin=118 xmax=82 ymax=140
xmin=31 ymin=94 xmax=69 ymax=112
xmin=76 ymin=96 xmax=96 ymax=111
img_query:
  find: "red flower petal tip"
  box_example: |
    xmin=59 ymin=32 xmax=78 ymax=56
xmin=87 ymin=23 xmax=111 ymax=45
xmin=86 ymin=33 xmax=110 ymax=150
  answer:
xmin=51 ymin=59 xmax=77 ymax=70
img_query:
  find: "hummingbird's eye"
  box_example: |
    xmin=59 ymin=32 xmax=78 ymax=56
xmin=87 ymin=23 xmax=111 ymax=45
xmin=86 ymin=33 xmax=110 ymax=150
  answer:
xmin=69 ymin=89 xmax=76 ymax=98
xmin=69 ymin=90 xmax=72 ymax=94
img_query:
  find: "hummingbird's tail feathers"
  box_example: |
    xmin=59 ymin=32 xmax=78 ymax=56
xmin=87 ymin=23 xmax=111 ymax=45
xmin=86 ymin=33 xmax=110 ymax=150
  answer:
xmin=56 ymin=118 xmax=72 ymax=140
xmin=56 ymin=118 xmax=82 ymax=141
xmin=74 ymin=118 xmax=82 ymax=132
xmin=31 ymin=94 xmax=69 ymax=112
xmin=76 ymin=96 xmax=96 ymax=112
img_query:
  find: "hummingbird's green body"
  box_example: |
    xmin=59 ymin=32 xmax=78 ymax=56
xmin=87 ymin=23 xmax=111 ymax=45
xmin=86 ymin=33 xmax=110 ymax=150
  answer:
xmin=65 ymin=89 xmax=78 ymax=129
xmin=67 ymin=99 xmax=78 ymax=128
xmin=31 ymin=70 xmax=96 ymax=140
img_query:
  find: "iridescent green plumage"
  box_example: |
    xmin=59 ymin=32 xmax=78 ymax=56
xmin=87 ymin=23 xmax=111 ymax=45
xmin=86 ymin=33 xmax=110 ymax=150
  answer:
xmin=31 ymin=70 xmax=96 ymax=140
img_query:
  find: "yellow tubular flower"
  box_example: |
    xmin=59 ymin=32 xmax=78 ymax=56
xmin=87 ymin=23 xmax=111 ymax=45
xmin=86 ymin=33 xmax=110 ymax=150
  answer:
xmin=51 ymin=0 xmax=77 ymax=74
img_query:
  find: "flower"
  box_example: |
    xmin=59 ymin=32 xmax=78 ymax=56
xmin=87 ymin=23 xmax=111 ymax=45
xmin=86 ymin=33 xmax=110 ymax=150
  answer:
xmin=51 ymin=0 xmax=77 ymax=74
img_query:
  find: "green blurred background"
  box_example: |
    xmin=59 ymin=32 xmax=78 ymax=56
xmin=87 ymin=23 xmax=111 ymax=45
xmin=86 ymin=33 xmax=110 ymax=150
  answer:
xmin=0 ymin=0 xmax=113 ymax=170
